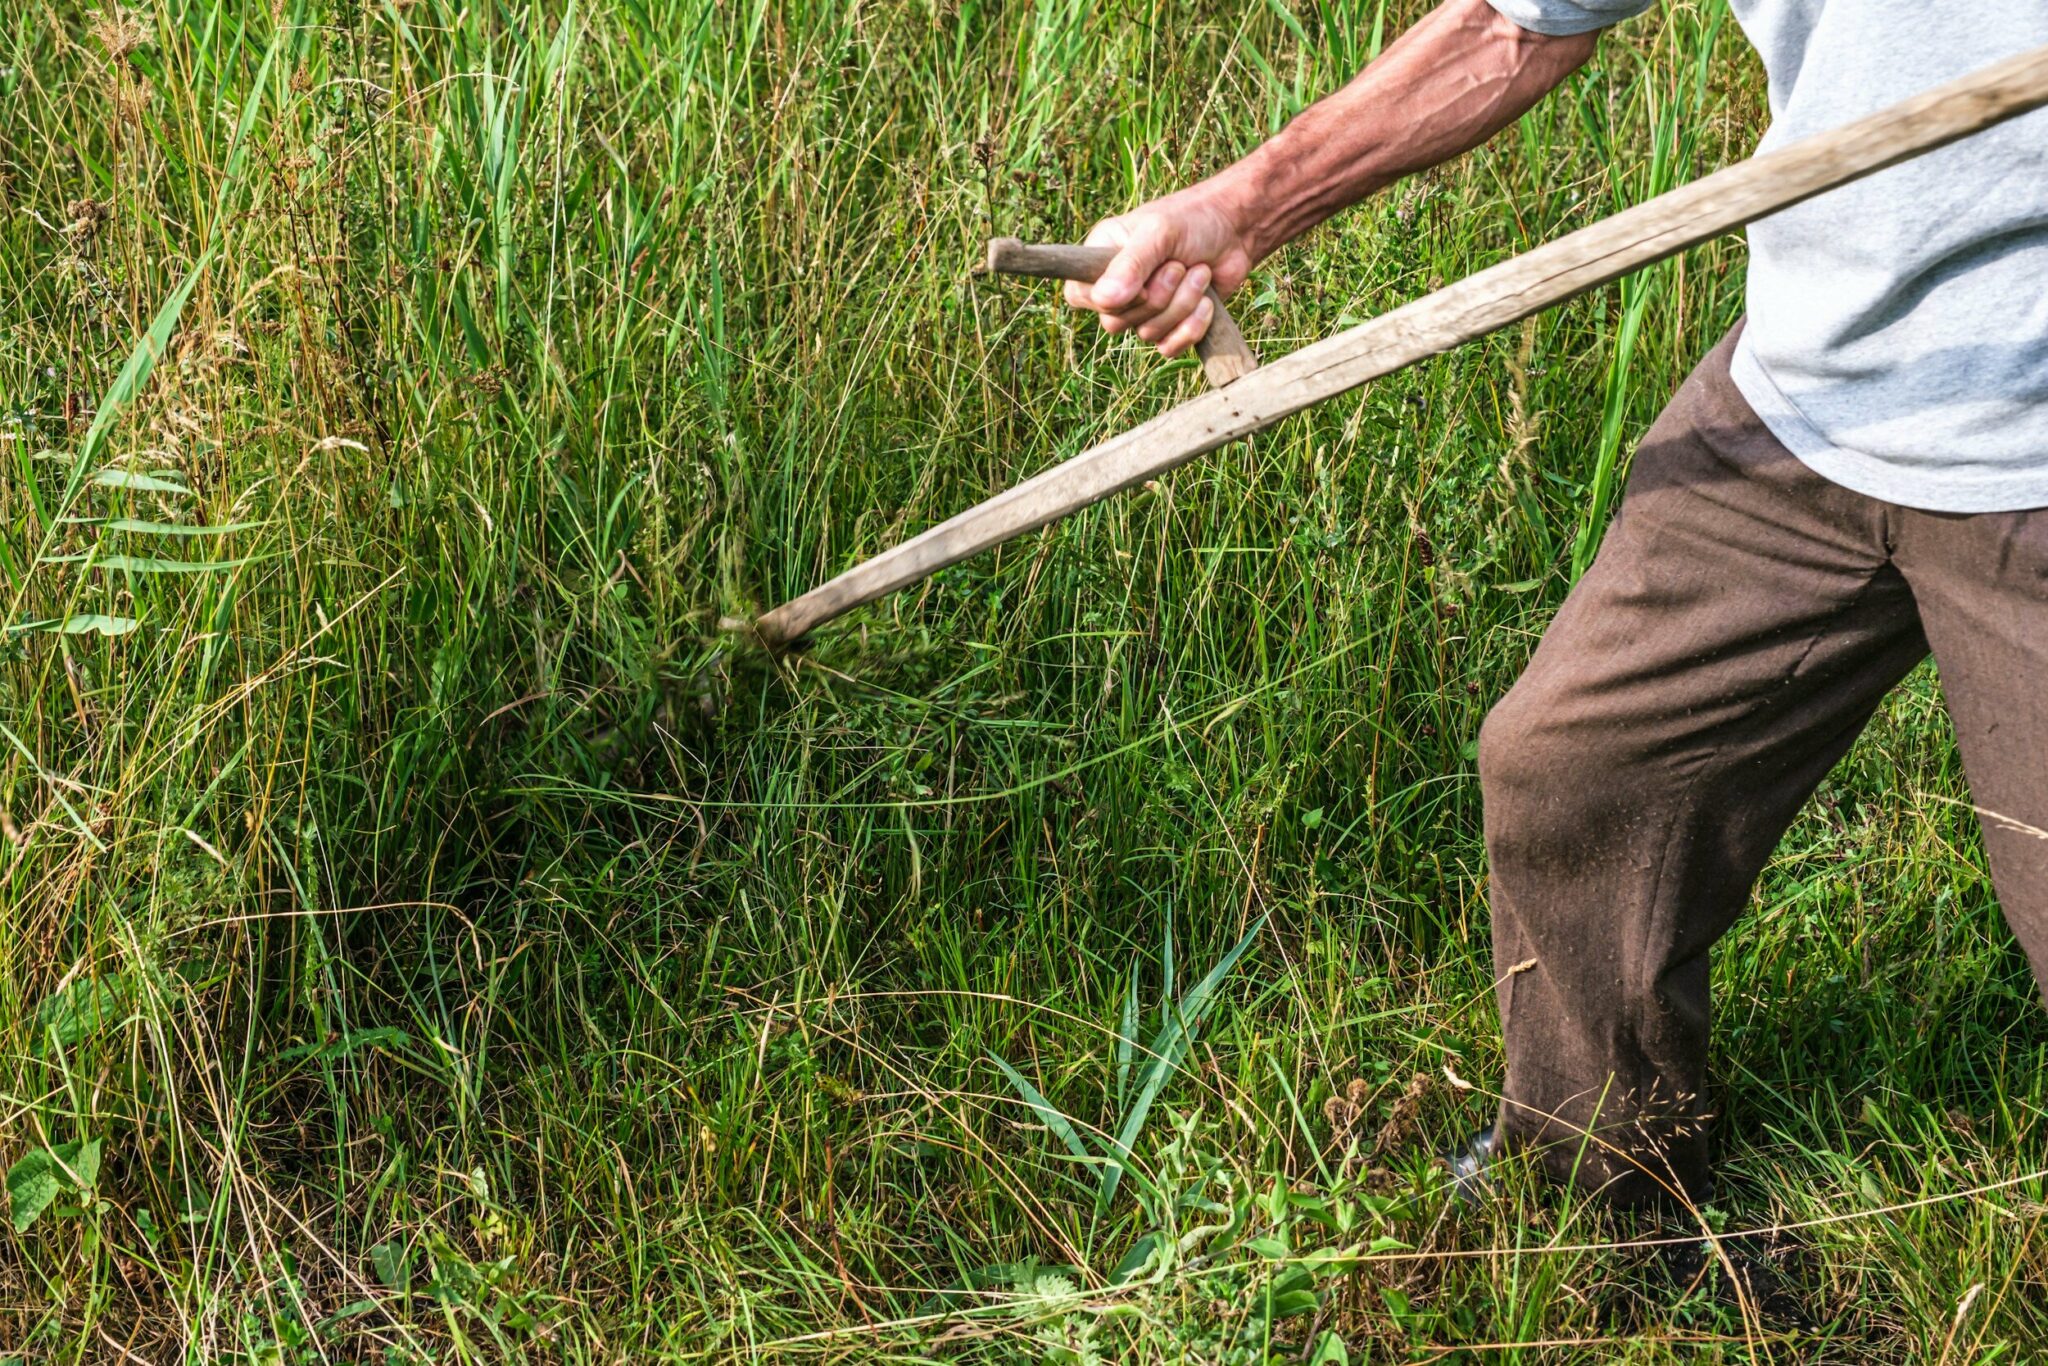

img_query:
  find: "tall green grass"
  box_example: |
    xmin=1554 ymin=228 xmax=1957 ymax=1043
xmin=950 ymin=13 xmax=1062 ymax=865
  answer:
xmin=3 ymin=0 xmax=2044 ymax=1360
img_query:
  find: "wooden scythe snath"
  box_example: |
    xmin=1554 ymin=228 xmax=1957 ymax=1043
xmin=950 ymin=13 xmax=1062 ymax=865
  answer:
xmin=748 ymin=45 xmax=2048 ymax=649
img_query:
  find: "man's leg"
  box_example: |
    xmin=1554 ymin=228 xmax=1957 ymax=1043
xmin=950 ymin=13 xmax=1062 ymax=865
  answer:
xmin=1895 ymin=508 xmax=2048 ymax=1000
xmin=1478 ymin=327 xmax=1929 ymax=1205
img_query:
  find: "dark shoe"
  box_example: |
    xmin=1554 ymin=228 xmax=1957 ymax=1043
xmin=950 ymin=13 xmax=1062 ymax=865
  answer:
xmin=1656 ymin=1233 xmax=1814 ymax=1331
xmin=1441 ymin=1126 xmax=1500 ymax=1205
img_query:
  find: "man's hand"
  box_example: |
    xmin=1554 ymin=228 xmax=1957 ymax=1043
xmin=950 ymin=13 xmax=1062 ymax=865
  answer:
xmin=1060 ymin=0 xmax=1598 ymax=361
xmin=1061 ymin=184 xmax=1258 ymax=359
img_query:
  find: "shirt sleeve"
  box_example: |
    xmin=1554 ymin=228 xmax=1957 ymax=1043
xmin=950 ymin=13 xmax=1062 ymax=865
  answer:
xmin=1484 ymin=0 xmax=1654 ymax=36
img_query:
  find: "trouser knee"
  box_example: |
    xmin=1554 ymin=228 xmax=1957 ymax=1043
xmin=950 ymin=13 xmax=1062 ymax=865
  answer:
xmin=1477 ymin=687 xmax=1625 ymax=869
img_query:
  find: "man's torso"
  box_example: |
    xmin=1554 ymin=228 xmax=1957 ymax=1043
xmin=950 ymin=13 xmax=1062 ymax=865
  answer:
xmin=1490 ymin=0 xmax=2048 ymax=512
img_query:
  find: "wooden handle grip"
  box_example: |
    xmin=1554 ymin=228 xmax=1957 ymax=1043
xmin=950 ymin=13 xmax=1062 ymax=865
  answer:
xmin=984 ymin=237 xmax=1259 ymax=387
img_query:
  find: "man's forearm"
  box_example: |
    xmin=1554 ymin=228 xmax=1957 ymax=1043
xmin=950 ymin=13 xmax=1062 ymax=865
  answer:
xmin=1214 ymin=0 xmax=1598 ymax=261
xmin=1066 ymin=0 xmax=1600 ymax=354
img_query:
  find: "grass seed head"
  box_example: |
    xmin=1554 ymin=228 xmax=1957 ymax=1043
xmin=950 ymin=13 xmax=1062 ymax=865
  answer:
xmin=63 ymin=196 xmax=107 ymax=242
xmin=89 ymin=7 xmax=150 ymax=61
xmin=112 ymin=78 xmax=152 ymax=124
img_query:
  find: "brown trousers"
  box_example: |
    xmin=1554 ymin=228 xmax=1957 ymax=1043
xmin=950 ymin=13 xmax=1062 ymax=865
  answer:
xmin=1481 ymin=325 xmax=2048 ymax=1206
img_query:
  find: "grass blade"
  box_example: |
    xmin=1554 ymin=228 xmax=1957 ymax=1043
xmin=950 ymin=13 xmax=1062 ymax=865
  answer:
xmin=1114 ymin=969 xmax=1139 ymax=1115
xmin=88 ymin=470 xmax=192 ymax=495
xmin=93 ymin=518 xmax=265 ymax=537
xmin=41 ymin=554 xmax=261 ymax=574
xmin=1102 ymin=918 xmax=1266 ymax=1209
xmin=989 ymin=1051 xmax=1093 ymax=1162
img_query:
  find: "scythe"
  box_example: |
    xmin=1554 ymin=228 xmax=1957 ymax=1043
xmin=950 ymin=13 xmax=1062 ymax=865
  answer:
xmin=745 ymin=45 xmax=2048 ymax=649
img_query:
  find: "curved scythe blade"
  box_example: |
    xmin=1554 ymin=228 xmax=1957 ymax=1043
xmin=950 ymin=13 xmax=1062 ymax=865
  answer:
xmin=751 ymin=44 xmax=2048 ymax=648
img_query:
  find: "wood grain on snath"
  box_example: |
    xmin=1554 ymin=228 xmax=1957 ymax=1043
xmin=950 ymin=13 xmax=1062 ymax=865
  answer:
xmin=751 ymin=44 xmax=2048 ymax=648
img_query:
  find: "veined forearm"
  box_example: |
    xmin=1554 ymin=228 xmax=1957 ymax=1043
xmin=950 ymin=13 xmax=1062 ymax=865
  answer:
xmin=1214 ymin=0 xmax=1599 ymax=261
xmin=1063 ymin=0 xmax=1600 ymax=355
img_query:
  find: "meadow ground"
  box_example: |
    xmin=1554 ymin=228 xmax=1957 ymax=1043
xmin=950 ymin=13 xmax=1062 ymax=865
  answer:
xmin=4 ymin=1 xmax=2046 ymax=1360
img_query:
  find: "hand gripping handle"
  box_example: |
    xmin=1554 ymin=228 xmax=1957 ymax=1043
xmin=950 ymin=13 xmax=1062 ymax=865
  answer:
xmin=984 ymin=237 xmax=1259 ymax=387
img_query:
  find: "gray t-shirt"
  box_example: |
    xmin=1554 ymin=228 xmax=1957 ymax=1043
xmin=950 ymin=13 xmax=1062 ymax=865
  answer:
xmin=1485 ymin=0 xmax=2048 ymax=512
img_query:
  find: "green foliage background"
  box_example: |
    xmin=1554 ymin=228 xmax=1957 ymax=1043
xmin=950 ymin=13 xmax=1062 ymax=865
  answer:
xmin=3 ymin=0 xmax=2044 ymax=1359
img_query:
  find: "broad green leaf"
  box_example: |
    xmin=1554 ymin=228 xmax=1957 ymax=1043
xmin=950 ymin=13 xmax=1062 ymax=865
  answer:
xmin=100 ymin=518 xmax=262 ymax=537
xmin=1109 ymin=1233 xmax=1160 ymax=1285
xmin=371 ymin=1240 xmax=413 ymax=1291
xmin=1271 ymin=1265 xmax=1315 ymax=1296
xmin=7 ymin=1139 xmax=100 ymax=1232
xmin=66 ymin=1139 xmax=101 ymax=1190
xmin=7 ymin=1150 xmax=62 ymax=1232
xmin=2 ymin=614 xmax=139 ymax=638
xmin=1308 ymin=1331 xmax=1352 ymax=1365
xmin=1270 ymin=1289 xmax=1320 ymax=1319
xmin=57 ymin=615 xmax=141 ymax=636
xmin=36 ymin=973 xmax=133 ymax=1051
